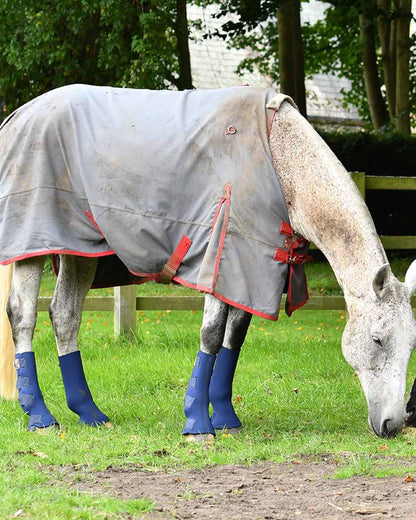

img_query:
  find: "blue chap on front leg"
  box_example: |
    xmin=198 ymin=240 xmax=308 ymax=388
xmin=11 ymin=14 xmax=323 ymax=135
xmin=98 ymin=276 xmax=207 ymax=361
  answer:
xmin=58 ymin=351 xmax=109 ymax=426
xmin=183 ymin=350 xmax=216 ymax=436
xmin=209 ymin=347 xmax=242 ymax=430
xmin=15 ymin=352 xmax=59 ymax=431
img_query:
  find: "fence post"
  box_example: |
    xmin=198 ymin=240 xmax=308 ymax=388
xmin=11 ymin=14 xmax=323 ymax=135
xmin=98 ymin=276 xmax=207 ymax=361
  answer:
xmin=114 ymin=285 xmax=136 ymax=338
xmin=351 ymin=171 xmax=366 ymax=199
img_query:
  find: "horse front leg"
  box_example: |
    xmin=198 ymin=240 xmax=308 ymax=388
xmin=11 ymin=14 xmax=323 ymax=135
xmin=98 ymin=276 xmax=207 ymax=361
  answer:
xmin=183 ymin=294 xmax=229 ymax=440
xmin=49 ymin=255 xmax=109 ymax=426
xmin=209 ymin=306 xmax=252 ymax=432
xmin=7 ymin=256 xmax=59 ymax=431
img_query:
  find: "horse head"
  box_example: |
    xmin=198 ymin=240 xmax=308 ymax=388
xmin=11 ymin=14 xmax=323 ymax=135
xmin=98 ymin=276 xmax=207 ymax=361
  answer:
xmin=342 ymin=261 xmax=416 ymax=436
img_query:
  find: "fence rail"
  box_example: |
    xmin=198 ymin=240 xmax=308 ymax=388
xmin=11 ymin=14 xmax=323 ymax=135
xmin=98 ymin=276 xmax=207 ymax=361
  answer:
xmin=37 ymin=173 xmax=416 ymax=336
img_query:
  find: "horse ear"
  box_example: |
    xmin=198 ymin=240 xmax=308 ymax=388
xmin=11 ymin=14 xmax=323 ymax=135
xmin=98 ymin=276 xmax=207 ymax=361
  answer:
xmin=372 ymin=263 xmax=392 ymax=299
xmin=405 ymin=260 xmax=416 ymax=296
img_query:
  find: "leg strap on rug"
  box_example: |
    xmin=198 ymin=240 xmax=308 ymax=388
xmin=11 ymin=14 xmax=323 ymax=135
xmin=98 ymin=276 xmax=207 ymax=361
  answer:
xmin=15 ymin=352 xmax=58 ymax=431
xmin=183 ymin=350 xmax=216 ymax=436
xmin=209 ymin=346 xmax=242 ymax=430
xmin=59 ymin=351 xmax=109 ymax=426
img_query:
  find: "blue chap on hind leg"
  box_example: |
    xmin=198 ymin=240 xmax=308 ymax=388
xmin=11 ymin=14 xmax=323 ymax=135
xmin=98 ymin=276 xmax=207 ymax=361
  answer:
xmin=15 ymin=352 xmax=58 ymax=431
xmin=209 ymin=346 xmax=242 ymax=429
xmin=59 ymin=351 xmax=109 ymax=426
xmin=183 ymin=350 xmax=216 ymax=436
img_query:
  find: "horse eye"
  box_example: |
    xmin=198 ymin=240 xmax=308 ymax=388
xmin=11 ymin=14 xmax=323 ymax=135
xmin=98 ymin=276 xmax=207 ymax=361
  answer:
xmin=372 ymin=336 xmax=382 ymax=346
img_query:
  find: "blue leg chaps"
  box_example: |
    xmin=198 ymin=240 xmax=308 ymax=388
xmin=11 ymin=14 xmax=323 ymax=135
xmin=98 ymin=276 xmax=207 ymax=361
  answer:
xmin=209 ymin=346 xmax=242 ymax=430
xmin=15 ymin=352 xmax=58 ymax=431
xmin=58 ymin=351 xmax=109 ymax=426
xmin=183 ymin=350 xmax=216 ymax=435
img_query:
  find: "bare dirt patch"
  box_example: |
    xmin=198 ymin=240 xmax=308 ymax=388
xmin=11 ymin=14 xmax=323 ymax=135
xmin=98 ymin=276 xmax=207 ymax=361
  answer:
xmin=65 ymin=460 xmax=416 ymax=519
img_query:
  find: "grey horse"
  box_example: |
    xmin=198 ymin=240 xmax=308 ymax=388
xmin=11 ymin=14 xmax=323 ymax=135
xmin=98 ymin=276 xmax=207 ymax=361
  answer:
xmin=0 ymin=84 xmax=415 ymax=439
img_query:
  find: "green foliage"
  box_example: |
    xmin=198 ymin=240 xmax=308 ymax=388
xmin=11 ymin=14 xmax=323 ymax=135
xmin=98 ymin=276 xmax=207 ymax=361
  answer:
xmin=304 ymin=1 xmax=416 ymax=128
xmin=200 ymin=0 xmax=415 ymax=130
xmin=0 ymin=0 xmax=180 ymax=117
xmin=303 ymin=2 xmax=368 ymax=119
xmin=196 ymin=0 xmax=283 ymax=83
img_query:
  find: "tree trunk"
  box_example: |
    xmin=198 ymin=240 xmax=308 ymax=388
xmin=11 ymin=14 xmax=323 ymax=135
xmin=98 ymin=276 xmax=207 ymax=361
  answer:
xmin=394 ymin=0 xmax=411 ymax=133
xmin=377 ymin=0 xmax=396 ymax=118
xmin=81 ymin=9 xmax=101 ymax=84
xmin=359 ymin=11 xmax=389 ymax=129
xmin=175 ymin=0 xmax=193 ymax=90
xmin=277 ymin=0 xmax=307 ymax=117
xmin=388 ymin=13 xmax=398 ymax=117
xmin=292 ymin=0 xmax=307 ymax=117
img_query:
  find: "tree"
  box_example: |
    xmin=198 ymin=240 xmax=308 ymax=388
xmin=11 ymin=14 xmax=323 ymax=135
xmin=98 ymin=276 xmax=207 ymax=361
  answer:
xmin=200 ymin=0 xmax=414 ymax=132
xmin=0 ymin=0 xmax=193 ymax=118
xmin=198 ymin=0 xmax=308 ymax=116
xmin=304 ymin=0 xmax=414 ymax=133
xmin=359 ymin=7 xmax=390 ymax=129
xmin=175 ymin=0 xmax=194 ymax=90
xmin=277 ymin=0 xmax=307 ymax=116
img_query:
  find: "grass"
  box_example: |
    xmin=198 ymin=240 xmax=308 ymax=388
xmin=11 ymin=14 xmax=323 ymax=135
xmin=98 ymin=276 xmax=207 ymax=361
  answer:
xmin=1 ymin=258 xmax=416 ymax=518
xmin=40 ymin=255 xmax=413 ymax=298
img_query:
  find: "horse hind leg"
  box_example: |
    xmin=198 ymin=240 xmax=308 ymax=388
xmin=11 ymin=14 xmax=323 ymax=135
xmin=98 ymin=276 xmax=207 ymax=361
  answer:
xmin=209 ymin=306 xmax=252 ymax=433
xmin=49 ymin=255 xmax=109 ymax=426
xmin=183 ymin=294 xmax=229 ymax=441
xmin=7 ymin=256 xmax=58 ymax=431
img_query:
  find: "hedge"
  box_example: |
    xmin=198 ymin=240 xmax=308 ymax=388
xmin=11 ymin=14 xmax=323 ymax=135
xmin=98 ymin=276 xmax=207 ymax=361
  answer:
xmin=320 ymin=131 xmax=416 ymax=176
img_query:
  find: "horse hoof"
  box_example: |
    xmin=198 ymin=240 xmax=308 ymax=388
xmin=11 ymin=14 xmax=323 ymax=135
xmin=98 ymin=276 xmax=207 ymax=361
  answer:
xmin=104 ymin=421 xmax=113 ymax=429
xmin=217 ymin=426 xmax=242 ymax=436
xmin=184 ymin=433 xmax=215 ymax=444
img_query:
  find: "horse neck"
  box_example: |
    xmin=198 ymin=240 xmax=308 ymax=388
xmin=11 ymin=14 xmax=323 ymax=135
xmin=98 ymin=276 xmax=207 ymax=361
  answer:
xmin=269 ymin=103 xmax=387 ymax=307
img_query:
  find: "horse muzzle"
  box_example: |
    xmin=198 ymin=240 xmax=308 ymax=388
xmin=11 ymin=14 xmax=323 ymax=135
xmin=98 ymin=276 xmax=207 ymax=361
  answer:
xmin=368 ymin=411 xmax=405 ymax=437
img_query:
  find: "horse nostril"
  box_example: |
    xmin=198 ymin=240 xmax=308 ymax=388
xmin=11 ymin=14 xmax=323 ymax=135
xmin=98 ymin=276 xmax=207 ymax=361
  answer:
xmin=381 ymin=418 xmax=401 ymax=438
xmin=381 ymin=419 xmax=390 ymax=437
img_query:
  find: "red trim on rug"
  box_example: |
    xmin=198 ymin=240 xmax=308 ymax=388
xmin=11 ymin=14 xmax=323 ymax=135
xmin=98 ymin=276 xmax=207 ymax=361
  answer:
xmin=127 ymin=269 xmax=160 ymax=278
xmin=173 ymin=275 xmax=279 ymax=321
xmin=211 ymin=291 xmax=278 ymax=321
xmin=285 ymin=270 xmax=309 ymax=317
xmin=212 ymin=184 xmax=231 ymax=289
xmin=267 ymin=108 xmax=276 ymax=138
xmin=0 ymin=248 xmax=116 ymax=266
xmin=172 ymin=276 xmax=212 ymax=293
xmin=85 ymin=210 xmax=106 ymax=238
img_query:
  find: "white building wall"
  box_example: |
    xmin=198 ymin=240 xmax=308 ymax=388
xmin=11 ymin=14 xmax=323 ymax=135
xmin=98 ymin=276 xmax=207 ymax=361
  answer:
xmin=188 ymin=3 xmax=361 ymax=122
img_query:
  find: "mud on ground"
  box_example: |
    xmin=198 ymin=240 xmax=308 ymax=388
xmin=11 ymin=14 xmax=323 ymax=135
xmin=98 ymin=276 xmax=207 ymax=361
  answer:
xmin=65 ymin=458 xmax=416 ymax=519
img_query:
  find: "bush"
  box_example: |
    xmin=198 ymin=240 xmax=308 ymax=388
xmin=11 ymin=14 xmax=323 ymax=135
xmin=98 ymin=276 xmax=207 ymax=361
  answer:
xmin=320 ymin=131 xmax=416 ymax=176
xmin=319 ymin=131 xmax=416 ymax=235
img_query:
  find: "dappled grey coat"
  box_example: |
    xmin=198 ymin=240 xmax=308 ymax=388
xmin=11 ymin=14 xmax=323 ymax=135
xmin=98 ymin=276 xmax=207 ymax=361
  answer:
xmin=0 ymin=84 xmax=309 ymax=320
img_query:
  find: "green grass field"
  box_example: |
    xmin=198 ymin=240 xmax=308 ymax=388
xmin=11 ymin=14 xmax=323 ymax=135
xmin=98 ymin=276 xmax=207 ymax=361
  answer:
xmin=1 ymin=258 xmax=416 ymax=518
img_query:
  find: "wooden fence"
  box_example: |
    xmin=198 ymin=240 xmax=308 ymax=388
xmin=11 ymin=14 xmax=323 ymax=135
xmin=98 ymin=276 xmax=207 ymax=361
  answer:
xmin=39 ymin=174 xmax=416 ymax=337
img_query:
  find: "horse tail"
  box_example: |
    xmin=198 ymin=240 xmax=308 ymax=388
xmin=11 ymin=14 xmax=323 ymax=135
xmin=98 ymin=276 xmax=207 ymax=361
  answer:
xmin=0 ymin=263 xmax=16 ymax=400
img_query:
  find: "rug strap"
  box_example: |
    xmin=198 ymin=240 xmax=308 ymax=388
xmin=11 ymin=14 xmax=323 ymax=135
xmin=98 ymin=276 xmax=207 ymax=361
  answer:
xmin=159 ymin=235 xmax=192 ymax=284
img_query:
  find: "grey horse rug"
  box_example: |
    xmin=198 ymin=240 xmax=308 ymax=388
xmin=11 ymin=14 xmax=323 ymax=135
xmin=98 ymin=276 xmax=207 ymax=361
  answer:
xmin=0 ymin=84 xmax=311 ymax=320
